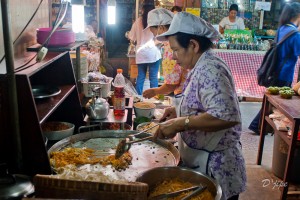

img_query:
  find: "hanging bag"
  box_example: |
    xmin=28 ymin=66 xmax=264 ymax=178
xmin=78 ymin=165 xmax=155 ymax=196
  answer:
xmin=257 ymin=29 xmax=298 ymax=87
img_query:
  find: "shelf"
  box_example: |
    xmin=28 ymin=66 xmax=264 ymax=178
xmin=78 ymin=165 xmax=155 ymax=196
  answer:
xmin=265 ymin=117 xmax=300 ymax=147
xmin=13 ymin=52 xmax=84 ymax=175
xmin=35 ymin=85 xmax=76 ymax=123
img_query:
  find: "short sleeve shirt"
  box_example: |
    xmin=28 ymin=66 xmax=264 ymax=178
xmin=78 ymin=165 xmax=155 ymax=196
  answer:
xmin=180 ymin=49 xmax=242 ymax=150
xmin=127 ymin=18 xmax=161 ymax=64
xmin=161 ymin=42 xmax=186 ymax=95
xmin=219 ymin=16 xmax=245 ymax=30
xmin=179 ymin=50 xmax=246 ymax=199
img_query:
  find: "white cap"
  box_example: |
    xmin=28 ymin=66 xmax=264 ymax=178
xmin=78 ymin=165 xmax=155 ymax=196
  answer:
xmin=144 ymin=8 xmax=174 ymax=31
xmin=156 ymin=12 xmax=220 ymax=42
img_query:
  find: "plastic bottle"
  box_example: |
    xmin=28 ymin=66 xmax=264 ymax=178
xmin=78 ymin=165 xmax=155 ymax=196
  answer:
xmin=113 ymin=69 xmax=126 ymax=117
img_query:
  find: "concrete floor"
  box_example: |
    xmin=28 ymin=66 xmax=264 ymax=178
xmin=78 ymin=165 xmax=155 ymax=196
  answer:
xmin=239 ymin=102 xmax=300 ymax=200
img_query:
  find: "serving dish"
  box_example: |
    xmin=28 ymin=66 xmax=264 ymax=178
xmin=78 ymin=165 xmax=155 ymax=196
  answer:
xmin=48 ymin=130 xmax=180 ymax=182
xmin=32 ymin=85 xmax=61 ymax=99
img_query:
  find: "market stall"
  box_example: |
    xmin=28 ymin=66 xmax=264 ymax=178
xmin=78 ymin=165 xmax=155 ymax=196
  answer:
xmin=214 ymin=49 xmax=300 ymax=99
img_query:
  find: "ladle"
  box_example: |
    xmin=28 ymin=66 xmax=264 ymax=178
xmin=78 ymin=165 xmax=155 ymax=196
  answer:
xmin=115 ymin=123 xmax=160 ymax=158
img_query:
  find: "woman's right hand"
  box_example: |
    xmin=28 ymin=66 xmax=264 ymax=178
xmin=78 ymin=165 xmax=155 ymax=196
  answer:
xmin=159 ymin=107 xmax=177 ymax=123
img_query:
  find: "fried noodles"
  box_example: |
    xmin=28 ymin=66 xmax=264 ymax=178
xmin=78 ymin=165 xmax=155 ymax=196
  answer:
xmin=50 ymin=147 xmax=132 ymax=171
xmin=149 ymin=178 xmax=213 ymax=200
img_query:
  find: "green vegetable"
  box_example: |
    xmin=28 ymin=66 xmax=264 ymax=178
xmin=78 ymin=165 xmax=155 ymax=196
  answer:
xmin=267 ymin=86 xmax=280 ymax=95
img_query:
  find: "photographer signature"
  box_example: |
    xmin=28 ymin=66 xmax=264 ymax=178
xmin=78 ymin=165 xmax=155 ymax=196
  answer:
xmin=262 ymin=179 xmax=288 ymax=189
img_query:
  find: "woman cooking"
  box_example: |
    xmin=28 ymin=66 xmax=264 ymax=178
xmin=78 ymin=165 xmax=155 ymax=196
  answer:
xmin=219 ymin=4 xmax=245 ymax=34
xmin=155 ymin=12 xmax=247 ymax=200
xmin=142 ymin=8 xmax=188 ymax=105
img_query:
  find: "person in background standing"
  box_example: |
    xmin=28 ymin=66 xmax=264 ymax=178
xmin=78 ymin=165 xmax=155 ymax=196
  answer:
xmin=142 ymin=8 xmax=188 ymax=103
xmin=249 ymin=2 xmax=300 ymax=135
xmin=88 ymin=19 xmax=98 ymax=35
xmin=219 ymin=4 xmax=245 ymax=34
xmin=171 ymin=6 xmax=182 ymax=14
xmin=155 ymin=12 xmax=246 ymax=200
xmin=127 ymin=4 xmax=162 ymax=95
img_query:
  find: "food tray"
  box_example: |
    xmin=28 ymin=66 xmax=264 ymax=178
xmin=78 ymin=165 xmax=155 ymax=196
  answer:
xmin=48 ymin=130 xmax=180 ymax=182
xmin=82 ymin=77 xmax=113 ymax=98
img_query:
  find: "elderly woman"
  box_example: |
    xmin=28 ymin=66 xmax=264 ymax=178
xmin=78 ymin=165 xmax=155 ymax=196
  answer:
xmin=155 ymin=12 xmax=247 ymax=200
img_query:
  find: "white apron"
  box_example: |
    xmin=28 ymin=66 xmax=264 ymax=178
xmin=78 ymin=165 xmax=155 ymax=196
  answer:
xmin=176 ymin=77 xmax=225 ymax=174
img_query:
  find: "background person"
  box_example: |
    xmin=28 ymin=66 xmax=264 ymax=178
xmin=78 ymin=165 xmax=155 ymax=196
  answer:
xmin=127 ymin=4 xmax=161 ymax=95
xmin=248 ymin=2 xmax=300 ymax=135
xmin=155 ymin=12 xmax=246 ymax=200
xmin=171 ymin=5 xmax=182 ymax=14
xmin=142 ymin=8 xmax=187 ymax=102
xmin=219 ymin=4 xmax=245 ymax=34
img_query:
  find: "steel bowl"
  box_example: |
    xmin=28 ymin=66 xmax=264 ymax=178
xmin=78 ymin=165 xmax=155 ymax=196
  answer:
xmin=42 ymin=121 xmax=75 ymax=141
xmin=136 ymin=166 xmax=222 ymax=200
xmin=133 ymin=102 xmax=156 ymax=118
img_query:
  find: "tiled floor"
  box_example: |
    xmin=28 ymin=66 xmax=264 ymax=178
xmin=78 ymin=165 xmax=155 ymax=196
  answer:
xmin=239 ymin=102 xmax=299 ymax=200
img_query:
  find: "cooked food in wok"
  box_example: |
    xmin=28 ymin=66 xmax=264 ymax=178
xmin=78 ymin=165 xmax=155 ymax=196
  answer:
xmin=50 ymin=147 xmax=132 ymax=171
xmin=149 ymin=178 xmax=213 ymax=200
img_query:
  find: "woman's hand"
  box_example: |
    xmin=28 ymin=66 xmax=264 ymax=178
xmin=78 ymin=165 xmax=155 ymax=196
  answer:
xmin=155 ymin=118 xmax=179 ymax=139
xmin=159 ymin=107 xmax=177 ymax=123
xmin=142 ymin=88 xmax=157 ymax=99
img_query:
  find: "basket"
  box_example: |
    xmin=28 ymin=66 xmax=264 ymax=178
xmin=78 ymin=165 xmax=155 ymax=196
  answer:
xmin=34 ymin=174 xmax=148 ymax=200
xmin=82 ymin=77 xmax=113 ymax=98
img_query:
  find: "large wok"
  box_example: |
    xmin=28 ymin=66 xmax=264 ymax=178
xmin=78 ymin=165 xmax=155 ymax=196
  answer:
xmin=48 ymin=130 xmax=180 ymax=182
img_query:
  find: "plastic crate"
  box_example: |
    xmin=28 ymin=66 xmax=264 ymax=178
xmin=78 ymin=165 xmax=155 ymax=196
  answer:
xmin=82 ymin=77 xmax=113 ymax=98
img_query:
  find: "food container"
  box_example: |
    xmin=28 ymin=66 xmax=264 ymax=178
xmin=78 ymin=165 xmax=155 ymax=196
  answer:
xmin=82 ymin=77 xmax=113 ymax=98
xmin=136 ymin=166 xmax=222 ymax=200
xmin=133 ymin=102 xmax=156 ymax=118
xmin=42 ymin=121 xmax=75 ymax=141
xmin=36 ymin=28 xmax=75 ymax=47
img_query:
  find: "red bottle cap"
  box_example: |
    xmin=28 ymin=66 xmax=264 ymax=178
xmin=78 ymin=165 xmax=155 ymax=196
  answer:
xmin=117 ymin=69 xmax=123 ymax=73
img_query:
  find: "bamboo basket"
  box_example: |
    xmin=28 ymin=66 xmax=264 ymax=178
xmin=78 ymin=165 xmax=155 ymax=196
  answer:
xmin=34 ymin=174 xmax=148 ymax=200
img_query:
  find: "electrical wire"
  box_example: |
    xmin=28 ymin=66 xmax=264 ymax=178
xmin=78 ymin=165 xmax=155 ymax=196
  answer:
xmin=43 ymin=2 xmax=69 ymax=47
xmin=0 ymin=0 xmax=44 ymax=64
xmin=14 ymin=1 xmax=69 ymax=71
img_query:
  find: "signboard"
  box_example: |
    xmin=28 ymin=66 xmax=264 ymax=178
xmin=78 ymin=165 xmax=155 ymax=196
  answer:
xmin=255 ymin=1 xmax=271 ymax=11
xmin=185 ymin=8 xmax=200 ymax=17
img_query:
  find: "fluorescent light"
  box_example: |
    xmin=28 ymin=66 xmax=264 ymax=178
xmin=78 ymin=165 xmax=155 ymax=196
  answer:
xmin=107 ymin=0 xmax=116 ymax=25
xmin=72 ymin=5 xmax=85 ymax=33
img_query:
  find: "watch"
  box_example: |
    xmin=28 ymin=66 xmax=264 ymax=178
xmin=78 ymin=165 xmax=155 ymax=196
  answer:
xmin=184 ymin=116 xmax=190 ymax=131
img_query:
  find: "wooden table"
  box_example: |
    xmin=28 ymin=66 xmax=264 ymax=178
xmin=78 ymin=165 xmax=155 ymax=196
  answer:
xmin=257 ymin=93 xmax=300 ymax=199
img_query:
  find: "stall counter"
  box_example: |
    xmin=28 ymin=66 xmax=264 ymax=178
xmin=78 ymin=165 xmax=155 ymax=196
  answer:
xmin=214 ymin=49 xmax=299 ymax=99
xmin=128 ymin=50 xmax=300 ymax=99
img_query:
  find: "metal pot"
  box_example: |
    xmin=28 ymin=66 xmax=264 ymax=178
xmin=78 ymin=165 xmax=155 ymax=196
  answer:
xmin=0 ymin=164 xmax=34 ymax=199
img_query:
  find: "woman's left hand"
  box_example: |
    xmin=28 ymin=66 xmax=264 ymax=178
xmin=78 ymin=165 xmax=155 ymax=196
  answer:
xmin=155 ymin=118 xmax=181 ymax=139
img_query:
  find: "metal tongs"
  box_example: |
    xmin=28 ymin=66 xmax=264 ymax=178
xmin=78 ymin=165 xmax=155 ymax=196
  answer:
xmin=149 ymin=185 xmax=207 ymax=200
xmin=115 ymin=123 xmax=160 ymax=158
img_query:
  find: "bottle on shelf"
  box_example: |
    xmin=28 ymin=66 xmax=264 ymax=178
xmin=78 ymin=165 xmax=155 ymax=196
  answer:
xmin=113 ymin=68 xmax=126 ymax=117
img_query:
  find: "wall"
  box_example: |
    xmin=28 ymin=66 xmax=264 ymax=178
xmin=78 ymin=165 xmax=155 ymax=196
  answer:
xmin=0 ymin=0 xmax=49 ymax=74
